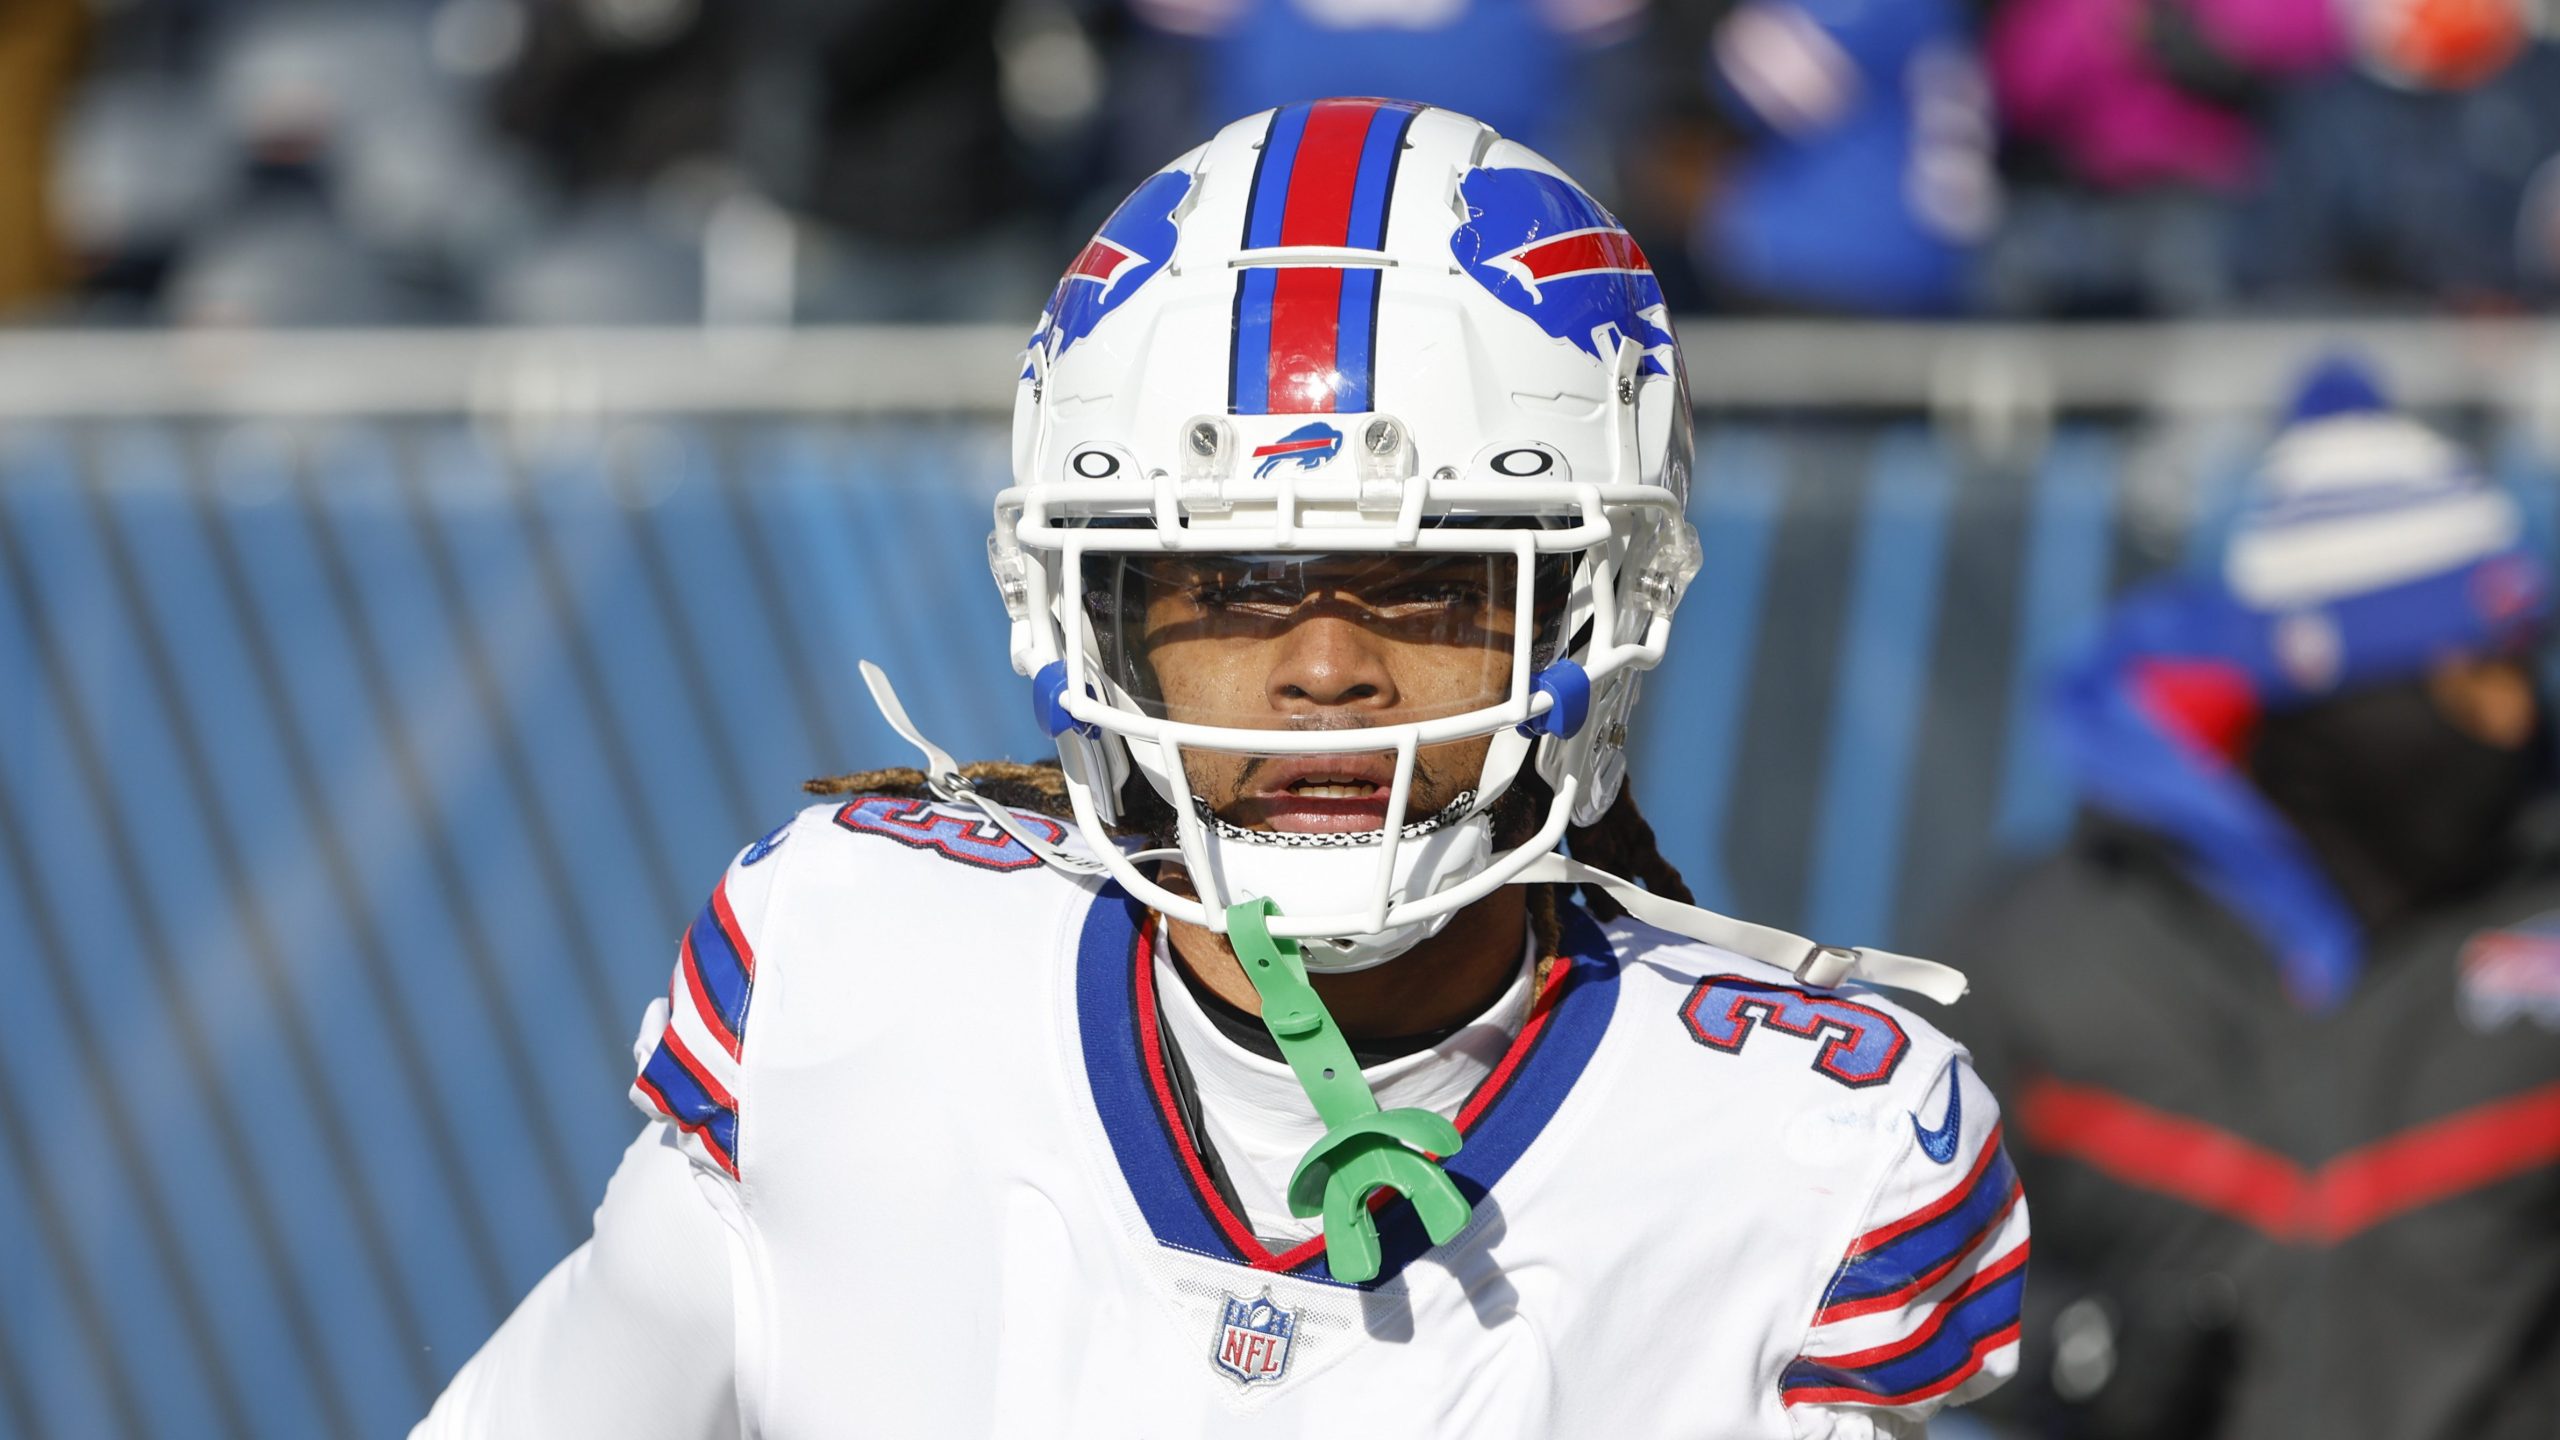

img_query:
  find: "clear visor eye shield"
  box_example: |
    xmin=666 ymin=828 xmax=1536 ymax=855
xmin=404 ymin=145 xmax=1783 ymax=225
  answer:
xmin=855 ymin=415 xmax=1963 ymax=999
xmin=985 ymin=435 xmax=1683 ymax=966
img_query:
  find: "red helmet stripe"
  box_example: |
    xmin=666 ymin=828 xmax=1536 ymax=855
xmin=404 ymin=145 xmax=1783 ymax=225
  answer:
xmin=1230 ymin=98 xmax=1421 ymax=415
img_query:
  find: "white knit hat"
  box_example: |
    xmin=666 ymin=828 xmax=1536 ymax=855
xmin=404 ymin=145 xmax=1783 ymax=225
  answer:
xmin=2225 ymin=357 xmax=2523 ymax=611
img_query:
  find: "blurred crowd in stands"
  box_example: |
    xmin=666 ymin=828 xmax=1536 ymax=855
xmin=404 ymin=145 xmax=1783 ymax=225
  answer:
xmin=3 ymin=0 xmax=2559 ymax=327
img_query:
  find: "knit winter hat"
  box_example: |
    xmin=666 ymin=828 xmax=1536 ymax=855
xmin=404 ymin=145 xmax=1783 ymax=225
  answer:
xmin=2219 ymin=355 xmax=2547 ymax=699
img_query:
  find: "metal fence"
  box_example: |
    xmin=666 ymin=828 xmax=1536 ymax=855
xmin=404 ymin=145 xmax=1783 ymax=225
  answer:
xmin=5 ymin=322 xmax=2558 ymax=1439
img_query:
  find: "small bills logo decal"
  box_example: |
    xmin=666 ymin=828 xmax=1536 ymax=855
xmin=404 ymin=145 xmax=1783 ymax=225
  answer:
xmin=1249 ymin=421 xmax=1342 ymax=478
xmin=1211 ymin=1289 xmax=1297 ymax=1387
xmin=2458 ymin=913 xmax=2560 ymax=1032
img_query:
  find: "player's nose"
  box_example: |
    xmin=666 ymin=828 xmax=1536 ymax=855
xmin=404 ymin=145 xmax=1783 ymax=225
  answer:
xmin=1266 ymin=614 xmax=1397 ymax=717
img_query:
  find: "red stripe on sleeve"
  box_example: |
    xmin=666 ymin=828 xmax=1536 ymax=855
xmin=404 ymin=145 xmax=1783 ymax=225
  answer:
xmin=662 ymin=1024 xmax=739 ymax=1112
xmin=679 ymin=931 xmax=743 ymax=1059
xmin=712 ymin=879 xmax=757 ymax=977
xmin=1782 ymin=1322 xmax=2023 ymax=1410
xmin=1848 ymin=1123 xmax=2009 ymax=1256
xmin=1801 ymin=1243 xmax=2030 ymax=1371
xmin=633 ymin=1072 xmax=739 ymax=1179
xmin=1816 ymin=1180 xmax=2024 ymax=1324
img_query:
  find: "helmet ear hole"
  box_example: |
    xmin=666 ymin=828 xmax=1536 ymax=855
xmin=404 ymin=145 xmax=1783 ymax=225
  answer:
xmin=1111 ymin=753 xmax=1174 ymax=836
xmin=1534 ymin=671 xmax=1638 ymax=826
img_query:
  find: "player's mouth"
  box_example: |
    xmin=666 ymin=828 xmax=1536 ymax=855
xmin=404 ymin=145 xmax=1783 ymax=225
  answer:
xmin=1229 ymin=755 xmax=1400 ymax=834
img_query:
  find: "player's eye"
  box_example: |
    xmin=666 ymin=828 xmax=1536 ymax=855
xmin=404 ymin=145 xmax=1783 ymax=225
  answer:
xmin=1368 ymin=577 xmax=1490 ymax=614
xmin=1188 ymin=576 xmax=1301 ymax=616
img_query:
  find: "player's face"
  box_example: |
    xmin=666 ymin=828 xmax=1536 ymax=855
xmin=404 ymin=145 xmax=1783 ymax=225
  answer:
xmin=1086 ymin=552 xmax=1518 ymax=834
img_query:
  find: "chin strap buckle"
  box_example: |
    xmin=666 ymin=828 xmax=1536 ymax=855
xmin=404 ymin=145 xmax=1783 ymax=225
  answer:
xmin=1793 ymin=945 xmax=1858 ymax=990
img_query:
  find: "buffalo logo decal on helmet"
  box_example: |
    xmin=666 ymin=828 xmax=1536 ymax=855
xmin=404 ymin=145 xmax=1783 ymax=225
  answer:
xmin=1028 ymin=169 xmax=1193 ymax=366
xmin=1450 ymin=167 xmax=1676 ymax=376
xmin=1250 ymin=421 xmax=1343 ymax=477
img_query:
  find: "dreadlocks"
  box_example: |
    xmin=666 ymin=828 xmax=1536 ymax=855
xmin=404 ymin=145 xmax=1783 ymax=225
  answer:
xmin=805 ymin=760 xmax=1694 ymax=968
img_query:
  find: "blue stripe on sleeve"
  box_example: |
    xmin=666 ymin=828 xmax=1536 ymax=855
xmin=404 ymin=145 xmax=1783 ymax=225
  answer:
xmin=638 ymin=1043 xmax=737 ymax=1160
xmin=685 ymin=902 xmax=751 ymax=1041
xmin=1784 ymin=1260 xmax=2026 ymax=1401
xmin=1826 ymin=1144 xmax=2020 ymax=1306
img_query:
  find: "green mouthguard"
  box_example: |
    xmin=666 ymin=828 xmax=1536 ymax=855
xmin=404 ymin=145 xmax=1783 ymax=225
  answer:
xmin=1223 ymin=899 xmax=1473 ymax=1283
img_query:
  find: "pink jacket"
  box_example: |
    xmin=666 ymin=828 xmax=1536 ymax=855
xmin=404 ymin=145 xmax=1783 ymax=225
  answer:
xmin=1990 ymin=0 xmax=2347 ymax=189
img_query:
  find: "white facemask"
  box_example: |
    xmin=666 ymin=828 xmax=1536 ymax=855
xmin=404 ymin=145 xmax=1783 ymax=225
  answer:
xmin=1192 ymin=811 xmax=1497 ymax=972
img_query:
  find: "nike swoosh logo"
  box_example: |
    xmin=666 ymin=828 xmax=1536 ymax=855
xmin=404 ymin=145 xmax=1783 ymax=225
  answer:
xmin=1912 ymin=1080 xmax=1962 ymax=1164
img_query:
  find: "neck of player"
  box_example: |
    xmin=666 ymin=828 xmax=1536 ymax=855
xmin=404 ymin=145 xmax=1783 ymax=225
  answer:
xmin=1159 ymin=878 xmax=1530 ymax=1043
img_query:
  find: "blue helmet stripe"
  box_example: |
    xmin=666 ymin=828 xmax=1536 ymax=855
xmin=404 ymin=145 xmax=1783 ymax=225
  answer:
xmin=1230 ymin=266 xmax=1279 ymax=414
xmin=1243 ymin=103 xmax=1313 ymax=251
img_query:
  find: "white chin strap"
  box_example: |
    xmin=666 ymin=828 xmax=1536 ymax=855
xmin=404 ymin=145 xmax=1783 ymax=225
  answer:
xmin=858 ymin=661 xmax=1967 ymax=1004
xmin=1202 ymin=815 xmax=1496 ymax=974
xmin=1515 ymin=853 xmax=1967 ymax=1004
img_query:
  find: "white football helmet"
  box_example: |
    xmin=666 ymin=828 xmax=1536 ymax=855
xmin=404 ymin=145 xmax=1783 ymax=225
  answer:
xmin=986 ymin=98 xmax=1701 ymax=970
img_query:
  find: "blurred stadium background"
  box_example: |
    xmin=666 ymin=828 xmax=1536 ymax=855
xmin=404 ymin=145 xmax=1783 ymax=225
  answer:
xmin=8 ymin=0 xmax=2560 ymax=1436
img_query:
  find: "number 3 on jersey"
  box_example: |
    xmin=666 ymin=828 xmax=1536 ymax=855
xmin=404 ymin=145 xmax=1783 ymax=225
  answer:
xmin=1678 ymin=978 xmax=1909 ymax=1088
xmin=833 ymin=796 xmax=1065 ymax=872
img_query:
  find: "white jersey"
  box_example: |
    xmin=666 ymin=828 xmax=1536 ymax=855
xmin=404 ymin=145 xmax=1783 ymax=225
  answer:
xmin=417 ymin=798 xmax=2027 ymax=1439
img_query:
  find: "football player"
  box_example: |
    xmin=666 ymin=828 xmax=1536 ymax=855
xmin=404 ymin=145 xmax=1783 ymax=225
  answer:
xmin=415 ymin=99 xmax=2025 ymax=1437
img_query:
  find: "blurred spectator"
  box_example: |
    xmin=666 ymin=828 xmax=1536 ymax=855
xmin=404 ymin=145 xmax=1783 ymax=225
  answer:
xmin=478 ymin=0 xmax=744 ymax=322
xmin=1632 ymin=0 xmax=2001 ymax=315
xmin=1992 ymin=0 xmax=2347 ymax=196
xmin=1982 ymin=0 xmax=2545 ymax=313
xmin=0 ymin=0 xmax=87 ymax=316
xmin=2243 ymin=38 xmax=2560 ymax=308
xmin=724 ymin=0 xmax=1059 ymax=322
xmin=159 ymin=3 xmax=479 ymax=325
xmin=1983 ymin=0 xmax=2351 ymax=314
xmin=52 ymin=74 xmax=234 ymax=316
xmin=491 ymin=0 xmax=738 ymax=193
xmin=29 ymin=0 xmax=2560 ymax=322
xmin=1944 ymin=358 xmax=2560 ymax=1438
xmin=1130 ymin=0 xmax=1641 ymax=164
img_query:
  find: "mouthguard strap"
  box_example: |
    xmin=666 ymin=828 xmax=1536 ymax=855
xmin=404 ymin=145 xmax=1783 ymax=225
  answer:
xmin=1225 ymin=899 xmax=1471 ymax=1283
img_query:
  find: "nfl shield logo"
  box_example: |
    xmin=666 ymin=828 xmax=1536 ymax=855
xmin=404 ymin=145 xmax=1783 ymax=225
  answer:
xmin=1211 ymin=1289 xmax=1296 ymax=1387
